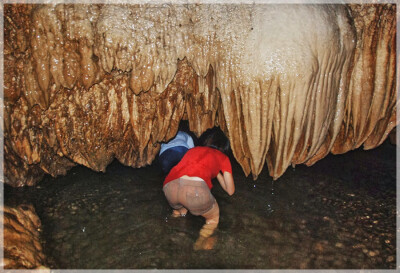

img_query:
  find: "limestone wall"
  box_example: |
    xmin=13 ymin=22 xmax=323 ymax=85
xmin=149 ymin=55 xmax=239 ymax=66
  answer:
xmin=2 ymin=204 xmax=48 ymax=269
xmin=3 ymin=4 xmax=397 ymax=186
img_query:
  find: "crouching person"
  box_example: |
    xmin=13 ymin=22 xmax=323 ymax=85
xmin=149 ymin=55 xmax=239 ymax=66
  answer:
xmin=162 ymin=128 xmax=235 ymax=250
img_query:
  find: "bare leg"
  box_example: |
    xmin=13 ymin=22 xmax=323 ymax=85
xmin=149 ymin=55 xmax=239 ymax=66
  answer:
xmin=200 ymin=202 xmax=219 ymax=237
xmin=194 ymin=202 xmax=220 ymax=250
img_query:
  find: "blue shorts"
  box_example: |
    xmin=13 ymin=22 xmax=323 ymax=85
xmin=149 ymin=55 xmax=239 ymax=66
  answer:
xmin=159 ymin=146 xmax=189 ymax=174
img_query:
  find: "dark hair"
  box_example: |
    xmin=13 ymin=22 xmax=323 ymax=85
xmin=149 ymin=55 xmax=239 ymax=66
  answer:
xmin=200 ymin=127 xmax=230 ymax=154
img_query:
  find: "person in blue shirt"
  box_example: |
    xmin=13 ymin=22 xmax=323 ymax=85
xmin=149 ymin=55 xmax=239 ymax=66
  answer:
xmin=159 ymin=123 xmax=196 ymax=174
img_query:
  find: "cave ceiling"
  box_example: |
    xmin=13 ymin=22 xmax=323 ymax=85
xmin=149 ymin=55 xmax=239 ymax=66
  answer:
xmin=3 ymin=3 xmax=397 ymax=187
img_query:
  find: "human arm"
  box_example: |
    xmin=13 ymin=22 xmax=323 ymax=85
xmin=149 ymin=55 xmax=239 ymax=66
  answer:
xmin=216 ymin=171 xmax=235 ymax=196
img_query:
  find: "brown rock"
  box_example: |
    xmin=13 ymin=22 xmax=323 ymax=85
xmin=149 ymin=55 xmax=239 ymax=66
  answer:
xmin=2 ymin=204 xmax=48 ymax=269
xmin=3 ymin=4 xmax=397 ymax=186
xmin=331 ymin=4 xmax=397 ymax=154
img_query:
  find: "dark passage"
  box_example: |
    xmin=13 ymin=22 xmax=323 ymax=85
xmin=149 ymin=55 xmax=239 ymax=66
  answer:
xmin=4 ymin=140 xmax=397 ymax=269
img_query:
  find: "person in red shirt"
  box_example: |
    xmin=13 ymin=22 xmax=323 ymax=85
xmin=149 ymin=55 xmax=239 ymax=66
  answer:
xmin=163 ymin=128 xmax=235 ymax=250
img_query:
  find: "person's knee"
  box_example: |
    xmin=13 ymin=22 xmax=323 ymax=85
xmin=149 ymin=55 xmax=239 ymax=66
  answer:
xmin=163 ymin=180 xmax=180 ymax=205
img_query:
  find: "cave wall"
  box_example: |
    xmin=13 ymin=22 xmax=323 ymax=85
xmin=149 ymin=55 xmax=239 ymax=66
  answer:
xmin=2 ymin=203 xmax=48 ymax=269
xmin=3 ymin=4 xmax=397 ymax=187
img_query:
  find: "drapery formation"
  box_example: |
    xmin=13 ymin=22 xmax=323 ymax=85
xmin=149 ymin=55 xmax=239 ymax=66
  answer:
xmin=3 ymin=4 xmax=397 ymax=186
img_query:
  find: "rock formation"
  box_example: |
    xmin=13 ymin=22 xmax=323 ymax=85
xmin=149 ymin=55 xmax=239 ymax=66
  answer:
xmin=3 ymin=3 xmax=397 ymax=186
xmin=2 ymin=204 xmax=48 ymax=269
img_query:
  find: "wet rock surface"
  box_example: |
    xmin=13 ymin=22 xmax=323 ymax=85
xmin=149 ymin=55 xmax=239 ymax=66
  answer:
xmin=5 ymin=140 xmax=396 ymax=269
xmin=1 ymin=203 xmax=48 ymax=269
xmin=4 ymin=4 xmax=397 ymax=186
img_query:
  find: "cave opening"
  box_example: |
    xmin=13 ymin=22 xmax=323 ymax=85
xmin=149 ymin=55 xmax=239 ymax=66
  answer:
xmin=4 ymin=138 xmax=396 ymax=269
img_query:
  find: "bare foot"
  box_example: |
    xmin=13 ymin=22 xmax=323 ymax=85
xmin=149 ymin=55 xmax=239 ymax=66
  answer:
xmin=171 ymin=208 xmax=187 ymax=218
xmin=171 ymin=210 xmax=181 ymax=217
xmin=194 ymin=219 xmax=218 ymax=250
xmin=193 ymin=235 xmax=217 ymax=250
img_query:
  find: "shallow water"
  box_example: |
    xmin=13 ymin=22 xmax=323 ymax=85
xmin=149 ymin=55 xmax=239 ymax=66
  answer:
xmin=5 ymin=140 xmax=397 ymax=269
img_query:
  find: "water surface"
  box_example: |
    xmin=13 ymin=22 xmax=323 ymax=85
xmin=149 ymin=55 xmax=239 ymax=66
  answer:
xmin=5 ymin=140 xmax=397 ymax=269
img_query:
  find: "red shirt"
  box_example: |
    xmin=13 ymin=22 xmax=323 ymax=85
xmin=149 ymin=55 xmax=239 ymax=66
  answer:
xmin=163 ymin=146 xmax=232 ymax=189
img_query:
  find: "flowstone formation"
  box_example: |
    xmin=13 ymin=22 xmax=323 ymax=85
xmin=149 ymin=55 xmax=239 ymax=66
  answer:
xmin=2 ymin=204 xmax=48 ymax=269
xmin=3 ymin=4 xmax=397 ymax=187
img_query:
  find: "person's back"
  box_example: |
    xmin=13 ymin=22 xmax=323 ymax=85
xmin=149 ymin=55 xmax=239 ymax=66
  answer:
xmin=159 ymin=131 xmax=195 ymax=174
xmin=164 ymin=146 xmax=231 ymax=189
xmin=159 ymin=131 xmax=194 ymax=155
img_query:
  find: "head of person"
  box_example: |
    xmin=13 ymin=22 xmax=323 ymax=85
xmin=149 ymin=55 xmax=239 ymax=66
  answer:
xmin=200 ymin=127 xmax=230 ymax=154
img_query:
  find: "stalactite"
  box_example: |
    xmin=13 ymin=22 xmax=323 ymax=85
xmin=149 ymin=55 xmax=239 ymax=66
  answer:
xmin=3 ymin=3 xmax=397 ymax=186
xmin=331 ymin=4 xmax=397 ymax=154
